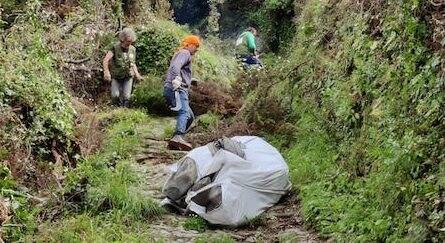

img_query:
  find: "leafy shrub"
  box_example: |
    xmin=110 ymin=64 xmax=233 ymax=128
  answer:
xmin=194 ymin=44 xmax=237 ymax=86
xmin=0 ymin=5 xmax=75 ymax=158
xmin=162 ymin=125 xmax=175 ymax=139
xmin=197 ymin=112 xmax=220 ymax=130
xmin=248 ymin=0 xmax=296 ymax=53
xmin=1 ymin=0 xmax=27 ymax=16
xmin=135 ymin=20 xmax=237 ymax=85
xmin=135 ymin=26 xmax=181 ymax=76
xmin=0 ymin=164 xmax=39 ymax=241
xmin=0 ymin=3 xmax=80 ymax=240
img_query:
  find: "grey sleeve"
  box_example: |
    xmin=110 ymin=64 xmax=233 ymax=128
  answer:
xmin=169 ymin=51 xmax=190 ymax=78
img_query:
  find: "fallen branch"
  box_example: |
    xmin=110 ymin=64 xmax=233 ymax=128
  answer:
xmin=429 ymin=0 xmax=445 ymax=8
xmin=226 ymin=233 xmax=248 ymax=241
xmin=61 ymin=19 xmax=85 ymax=38
xmin=63 ymin=57 xmax=90 ymax=64
xmin=1 ymin=189 xmax=47 ymax=204
xmin=143 ymin=137 xmax=168 ymax=142
xmin=10 ymin=107 xmax=22 ymax=112
xmin=150 ymin=149 xmax=186 ymax=157
xmin=1 ymin=223 xmax=23 ymax=227
xmin=69 ymin=66 xmax=102 ymax=72
xmin=135 ymin=150 xmax=184 ymax=162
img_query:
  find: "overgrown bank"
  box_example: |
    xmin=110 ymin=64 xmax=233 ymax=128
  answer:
xmin=1 ymin=5 xmax=77 ymax=239
xmin=0 ymin=0 xmax=238 ymax=241
xmin=29 ymin=109 xmax=163 ymax=242
xmin=244 ymin=0 xmax=444 ymax=241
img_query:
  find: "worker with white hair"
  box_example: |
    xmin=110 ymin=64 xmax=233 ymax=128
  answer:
xmin=103 ymin=27 xmax=142 ymax=107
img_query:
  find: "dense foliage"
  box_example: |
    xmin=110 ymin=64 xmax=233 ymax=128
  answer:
xmin=249 ymin=0 xmax=296 ymax=52
xmin=0 ymin=2 xmax=75 ymax=165
xmin=133 ymin=19 xmax=237 ymax=114
xmin=135 ymin=24 xmax=181 ymax=76
xmin=2 ymin=0 xmax=443 ymax=241
xmin=0 ymin=2 xmax=77 ymax=240
xmin=247 ymin=0 xmax=444 ymax=241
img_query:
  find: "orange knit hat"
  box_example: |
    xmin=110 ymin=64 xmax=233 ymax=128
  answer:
xmin=180 ymin=35 xmax=201 ymax=49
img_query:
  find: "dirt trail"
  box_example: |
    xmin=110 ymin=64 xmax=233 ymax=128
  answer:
xmin=133 ymin=117 xmax=321 ymax=242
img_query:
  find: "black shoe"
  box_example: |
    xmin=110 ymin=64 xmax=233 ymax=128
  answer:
xmin=112 ymin=98 xmax=120 ymax=107
xmin=122 ymin=99 xmax=130 ymax=108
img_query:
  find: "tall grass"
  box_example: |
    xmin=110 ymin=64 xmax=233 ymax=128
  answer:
xmin=33 ymin=109 xmax=163 ymax=241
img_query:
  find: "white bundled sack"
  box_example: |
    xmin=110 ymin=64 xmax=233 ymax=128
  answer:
xmin=164 ymin=136 xmax=291 ymax=226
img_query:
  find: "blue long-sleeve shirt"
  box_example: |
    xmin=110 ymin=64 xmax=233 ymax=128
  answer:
xmin=164 ymin=49 xmax=192 ymax=89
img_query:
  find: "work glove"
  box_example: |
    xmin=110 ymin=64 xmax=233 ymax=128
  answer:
xmin=172 ymin=76 xmax=182 ymax=90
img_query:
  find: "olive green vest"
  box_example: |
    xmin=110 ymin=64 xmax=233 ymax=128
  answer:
xmin=110 ymin=42 xmax=136 ymax=79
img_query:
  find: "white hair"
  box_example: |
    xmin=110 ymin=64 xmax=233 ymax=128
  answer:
xmin=119 ymin=27 xmax=136 ymax=42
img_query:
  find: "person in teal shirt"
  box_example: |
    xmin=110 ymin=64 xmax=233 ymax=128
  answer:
xmin=236 ymin=27 xmax=261 ymax=66
xmin=236 ymin=27 xmax=258 ymax=56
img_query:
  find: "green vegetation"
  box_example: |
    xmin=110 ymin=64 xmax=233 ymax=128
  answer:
xmin=31 ymin=109 xmax=163 ymax=241
xmin=65 ymin=109 xmax=162 ymax=216
xmin=0 ymin=165 xmax=38 ymax=241
xmin=249 ymin=0 xmax=295 ymax=52
xmin=2 ymin=0 xmax=444 ymax=241
xmin=135 ymin=19 xmax=237 ymax=85
xmin=132 ymin=74 xmax=170 ymax=114
xmin=162 ymin=125 xmax=175 ymax=139
xmin=197 ymin=112 xmax=221 ymax=130
xmin=0 ymin=3 xmax=75 ymax=158
xmin=0 ymin=2 xmax=77 ymax=240
xmin=195 ymin=233 xmax=234 ymax=243
xmin=246 ymin=0 xmax=444 ymax=241
xmin=183 ymin=215 xmax=209 ymax=233
xmin=194 ymin=42 xmax=237 ymax=86
xmin=30 ymin=212 xmax=154 ymax=242
xmin=136 ymin=24 xmax=183 ymax=76
xmin=0 ymin=0 xmax=27 ymax=19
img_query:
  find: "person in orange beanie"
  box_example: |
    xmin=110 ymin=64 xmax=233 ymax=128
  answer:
xmin=163 ymin=35 xmax=201 ymax=150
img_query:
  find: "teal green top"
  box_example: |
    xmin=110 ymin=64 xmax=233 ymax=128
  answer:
xmin=240 ymin=31 xmax=256 ymax=53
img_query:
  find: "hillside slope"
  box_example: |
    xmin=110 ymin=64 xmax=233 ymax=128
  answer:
xmin=243 ymin=0 xmax=444 ymax=241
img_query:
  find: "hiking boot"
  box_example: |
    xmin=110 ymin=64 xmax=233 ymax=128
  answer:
xmin=112 ymin=98 xmax=120 ymax=107
xmin=168 ymin=135 xmax=193 ymax=151
xmin=122 ymin=99 xmax=130 ymax=108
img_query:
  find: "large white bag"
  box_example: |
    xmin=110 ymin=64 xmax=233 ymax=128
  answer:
xmin=166 ymin=136 xmax=291 ymax=226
